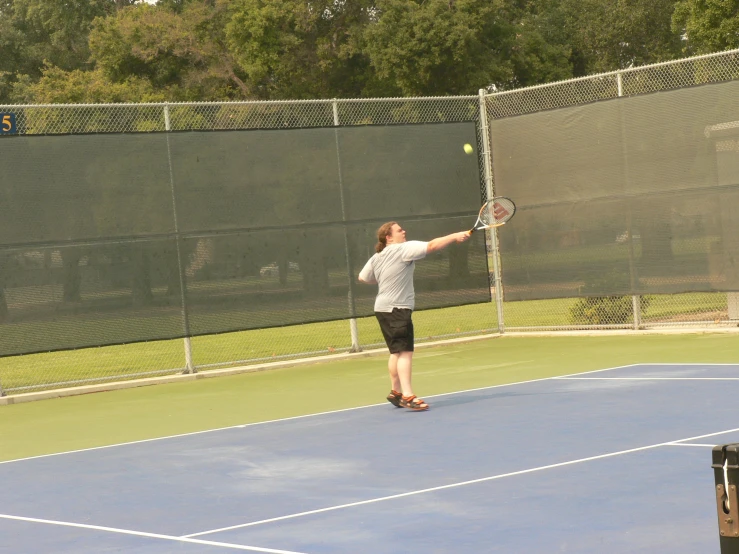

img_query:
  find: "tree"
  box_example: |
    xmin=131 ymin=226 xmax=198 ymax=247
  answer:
xmin=0 ymin=0 xmax=135 ymax=102
xmin=361 ymin=0 xmax=518 ymax=95
xmin=672 ymin=0 xmax=739 ymax=54
xmin=90 ymin=1 xmax=249 ymax=100
xmin=543 ymin=0 xmax=683 ymax=76
xmin=504 ymin=0 xmax=574 ymax=89
xmin=225 ymin=0 xmax=382 ymax=99
xmin=11 ymin=64 xmax=166 ymax=104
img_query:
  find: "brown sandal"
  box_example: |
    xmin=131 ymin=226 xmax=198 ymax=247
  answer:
xmin=386 ymin=390 xmax=402 ymax=407
xmin=400 ymin=395 xmax=429 ymax=411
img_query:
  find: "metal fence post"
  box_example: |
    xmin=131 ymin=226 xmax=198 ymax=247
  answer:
xmin=730 ymin=293 xmax=739 ymax=320
xmin=617 ymin=72 xmax=642 ymax=330
xmin=332 ymin=100 xmax=361 ymax=352
xmin=479 ymin=89 xmax=505 ymax=333
xmin=164 ymin=104 xmax=195 ymax=373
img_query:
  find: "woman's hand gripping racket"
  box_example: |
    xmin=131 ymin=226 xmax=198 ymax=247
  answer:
xmin=468 ymin=197 xmax=516 ymax=235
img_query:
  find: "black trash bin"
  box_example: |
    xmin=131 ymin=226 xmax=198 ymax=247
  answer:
xmin=713 ymin=444 xmax=739 ymax=553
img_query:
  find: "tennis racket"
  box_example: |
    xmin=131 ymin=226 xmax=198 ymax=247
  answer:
xmin=468 ymin=197 xmax=516 ymax=234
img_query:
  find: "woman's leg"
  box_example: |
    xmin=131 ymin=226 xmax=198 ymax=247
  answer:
xmin=387 ymin=352 xmax=402 ymax=393
xmin=396 ymin=351 xmax=414 ymax=397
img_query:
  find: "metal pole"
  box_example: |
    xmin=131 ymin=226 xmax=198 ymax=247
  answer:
xmin=616 ymin=73 xmax=642 ymax=330
xmin=164 ymin=104 xmax=195 ymax=373
xmin=332 ymin=100 xmax=361 ymax=352
xmin=479 ymin=89 xmax=505 ymax=333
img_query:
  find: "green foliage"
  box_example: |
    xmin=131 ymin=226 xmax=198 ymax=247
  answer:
xmin=570 ymin=295 xmax=651 ymax=325
xmin=362 ymin=0 xmax=508 ymax=95
xmin=0 ymin=0 xmax=133 ymax=102
xmin=225 ymin=0 xmax=381 ymax=99
xmin=569 ymin=272 xmax=651 ymax=325
xmin=90 ymin=1 xmax=248 ymax=100
xmin=0 ymin=0 xmax=714 ymax=106
xmin=506 ymin=16 xmax=574 ymax=88
xmin=672 ymin=0 xmax=739 ymax=54
xmin=10 ymin=64 xmax=167 ymax=104
xmin=548 ymin=0 xmax=683 ymax=75
xmin=2 ymin=0 xmax=115 ymax=72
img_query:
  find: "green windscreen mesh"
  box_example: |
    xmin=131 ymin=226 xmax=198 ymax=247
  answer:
xmin=491 ymin=80 xmax=739 ymax=301
xmin=0 ymin=122 xmax=488 ymax=357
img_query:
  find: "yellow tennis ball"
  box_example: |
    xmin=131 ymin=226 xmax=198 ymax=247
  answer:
xmin=463 ymin=143 xmax=473 ymax=154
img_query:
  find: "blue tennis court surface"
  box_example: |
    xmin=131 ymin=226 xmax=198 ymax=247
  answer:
xmin=2 ymin=363 xmax=738 ymax=553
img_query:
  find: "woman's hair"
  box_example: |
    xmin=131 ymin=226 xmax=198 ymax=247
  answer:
xmin=375 ymin=221 xmax=397 ymax=253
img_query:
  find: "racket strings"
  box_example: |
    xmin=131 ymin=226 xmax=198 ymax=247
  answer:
xmin=478 ymin=204 xmax=495 ymax=226
xmin=480 ymin=198 xmax=515 ymax=226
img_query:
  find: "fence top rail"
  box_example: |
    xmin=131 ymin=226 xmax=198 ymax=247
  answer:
xmin=485 ymin=47 xmax=739 ymax=99
xmin=0 ymin=96 xmax=479 ymax=109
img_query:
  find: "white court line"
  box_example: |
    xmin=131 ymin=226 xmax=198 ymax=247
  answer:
xmin=0 ymin=514 xmax=306 ymax=553
xmin=0 ymin=404 xmax=388 ymax=466
xmin=4 ymin=363 xmax=732 ymax=467
xmin=0 ymin=363 xmax=646 ymax=466
xmin=666 ymin=443 xmax=718 ymax=448
xmin=557 ymin=377 xmax=739 ymax=381
xmin=616 ymin=363 xmax=739 ymax=366
xmin=184 ymin=426 xmax=739 ymax=538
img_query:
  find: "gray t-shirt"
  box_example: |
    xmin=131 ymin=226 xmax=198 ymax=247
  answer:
xmin=358 ymin=240 xmax=428 ymax=312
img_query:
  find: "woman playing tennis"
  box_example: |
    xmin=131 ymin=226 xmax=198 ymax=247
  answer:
xmin=358 ymin=222 xmax=470 ymax=411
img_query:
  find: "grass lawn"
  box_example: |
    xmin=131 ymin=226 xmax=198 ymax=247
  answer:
xmin=0 ymin=292 xmax=731 ymax=393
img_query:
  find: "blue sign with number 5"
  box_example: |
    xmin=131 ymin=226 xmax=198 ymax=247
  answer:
xmin=1 ymin=113 xmax=17 ymax=134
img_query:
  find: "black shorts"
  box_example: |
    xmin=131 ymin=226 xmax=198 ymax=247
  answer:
xmin=375 ymin=308 xmax=414 ymax=354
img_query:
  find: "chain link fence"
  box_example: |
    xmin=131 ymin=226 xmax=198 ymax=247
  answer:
xmin=486 ymin=48 xmax=739 ymax=333
xmin=0 ymin=95 xmax=498 ymax=394
xmin=2 ymin=50 xmax=739 ymax=395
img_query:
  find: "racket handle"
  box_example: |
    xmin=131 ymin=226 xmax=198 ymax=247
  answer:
xmin=468 ymin=228 xmax=475 ymax=235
